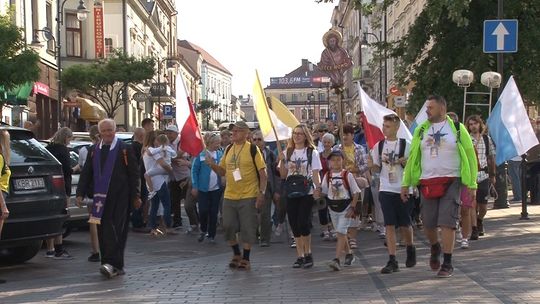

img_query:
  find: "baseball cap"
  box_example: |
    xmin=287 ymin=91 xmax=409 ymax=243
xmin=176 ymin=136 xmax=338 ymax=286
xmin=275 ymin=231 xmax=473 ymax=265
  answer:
xmin=327 ymin=150 xmax=344 ymax=160
xmin=228 ymin=121 xmax=249 ymax=130
xmin=165 ymin=125 xmax=179 ymax=132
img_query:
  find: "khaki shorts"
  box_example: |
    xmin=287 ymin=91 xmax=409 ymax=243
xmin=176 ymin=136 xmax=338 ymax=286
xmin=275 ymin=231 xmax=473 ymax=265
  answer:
xmin=222 ymin=198 xmax=258 ymax=244
xmin=420 ymin=179 xmax=461 ymax=229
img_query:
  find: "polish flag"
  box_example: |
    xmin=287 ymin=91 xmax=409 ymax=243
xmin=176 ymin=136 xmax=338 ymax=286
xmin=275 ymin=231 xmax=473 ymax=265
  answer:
xmin=176 ymin=73 xmax=204 ymax=156
xmin=356 ymin=82 xmax=412 ymax=149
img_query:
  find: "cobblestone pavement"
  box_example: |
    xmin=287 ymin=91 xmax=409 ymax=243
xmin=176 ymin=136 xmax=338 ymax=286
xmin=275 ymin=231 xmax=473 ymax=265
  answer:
xmin=1 ymin=202 xmax=540 ymax=303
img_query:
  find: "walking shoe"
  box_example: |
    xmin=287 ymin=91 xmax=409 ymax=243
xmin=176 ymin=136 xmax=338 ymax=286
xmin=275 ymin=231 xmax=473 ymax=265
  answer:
xmin=237 ymin=259 xmax=251 ymax=271
xmin=470 ymin=227 xmax=479 ymax=240
xmin=328 ymin=258 xmax=341 ymax=271
xmin=274 ymin=224 xmax=283 ymax=237
xmin=228 ymin=255 xmax=242 ymax=268
xmin=344 ymin=253 xmax=355 ymax=266
xmin=455 ymin=226 xmax=463 ymax=243
xmin=290 ymin=238 xmax=297 ymax=248
xmin=437 ymin=263 xmax=454 ymax=278
xmin=88 ymin=252 xmax=100 ymax=262
xmin=461 ymin=239 xmax=469 ymax=249
xmin=477 ymin=219 xmax=485 ymax=236
xmin=405 ymin=246 xmax=417 ymax=268
xmin=429 ymin=243 xmax=441 ymax=271
xmin=45 ymin=250 xmax=55 ymax=258
xmin=197 ymin=232 xmax=206 ymax=242
xmin=381 ymin=260 xmax=399 ymax=274
xmin=303 ymin=254 xmax=314 ymax=268
xmin=100 ymin=263 xmax=117 ymax=279
xmin=292 ymin=257 xmax=305 ymax=268
xmin=53 ymin=250 xmax=73 ymax=260
xmin=378 ymin=230 xmax=386 ymax=239
xmin=322 ymin=230 xmax=331 ymax=241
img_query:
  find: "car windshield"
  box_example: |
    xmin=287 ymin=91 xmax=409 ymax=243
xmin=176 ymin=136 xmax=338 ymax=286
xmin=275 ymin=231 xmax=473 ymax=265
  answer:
xmin=9 ymin=130 xmax=56 ymax=164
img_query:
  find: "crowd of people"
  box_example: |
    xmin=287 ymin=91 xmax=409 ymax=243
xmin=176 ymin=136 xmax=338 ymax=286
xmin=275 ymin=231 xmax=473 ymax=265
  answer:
xmin=9 ymin=94 xmax=540 ymax=280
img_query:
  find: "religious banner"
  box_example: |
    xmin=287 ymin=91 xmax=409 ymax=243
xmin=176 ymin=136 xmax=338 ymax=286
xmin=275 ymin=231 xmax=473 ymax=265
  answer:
xmin=94 ymin=2 xmax=105 ymax=59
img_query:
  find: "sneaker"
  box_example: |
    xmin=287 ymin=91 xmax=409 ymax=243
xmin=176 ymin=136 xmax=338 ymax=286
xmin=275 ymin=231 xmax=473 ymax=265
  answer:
xmin=100 ymin=263 xmax=117 ymax=279
xmin=45 ymin=250 xmax=55 ymax=258
xmin=477 ymin=219 xmax=485 ymax=236
xmin=429 ymin=243 xmax=441 ymax=271
xmin=53 ymin=250 xmax=73 ymax=260
xmin=274 ymin=224 xmax=283 ymax=237
xmin=88 ymin=252 xmax=100 ymax=262
xmin=378 ymin=230 xmax=386 ymax=239
xmin=322 ymin=230 xmax=331 ymax=241
xmin=303 ymin=254 xmax=314 ymax=268
xmin=197 ymin=232 xmax=206 ymax=242
xmin=328 ymin=258 xmax=341 ymax=271
xmin=292 ymin=257 xmax=304 ymax=268
xmin=290 ymin=238 xmax=297 ymax=248
xmin=344 ymin=253 xmax=355 ymax=266
xmin=470 ymin=227 xmax=479 ymax=240
xmin=437 ymin=263 xmax=454 ymax=278
xmin=461 ymin=239 xmax=469 ymax=249
xmin=381 ymin=260 xmax=399 ymax=274
xmin=405 ymin=246 xmax=417 ymax=268
xmin=455 ymin=226 xmax=463 ymax=243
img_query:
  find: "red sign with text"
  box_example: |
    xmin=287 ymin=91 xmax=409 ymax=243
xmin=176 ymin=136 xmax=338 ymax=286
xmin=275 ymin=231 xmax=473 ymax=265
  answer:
xmin=94 ymin=5 xmax=104 ymax=59
xmin=33 ymin=82 xmax=49 ymax=97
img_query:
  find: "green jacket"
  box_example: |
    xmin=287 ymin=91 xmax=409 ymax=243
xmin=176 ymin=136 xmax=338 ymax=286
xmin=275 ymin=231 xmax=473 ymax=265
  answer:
xmin=402 ymin=116 xmax=478 ymax=189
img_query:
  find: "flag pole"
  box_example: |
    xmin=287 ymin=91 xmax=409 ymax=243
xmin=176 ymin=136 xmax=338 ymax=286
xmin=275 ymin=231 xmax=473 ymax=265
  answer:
xmin=256 ymin=70 xmax=283 ymax=156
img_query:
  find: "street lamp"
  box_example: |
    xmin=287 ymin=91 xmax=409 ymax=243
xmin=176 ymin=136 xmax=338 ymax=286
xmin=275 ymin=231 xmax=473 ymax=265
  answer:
xmin=361 ymin=31 xmax=385 ymax=104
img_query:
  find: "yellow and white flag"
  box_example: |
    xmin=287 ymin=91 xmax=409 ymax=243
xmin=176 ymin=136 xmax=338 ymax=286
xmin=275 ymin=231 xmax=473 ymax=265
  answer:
xmin=269 ymin=96 xmax=299 ymax=129
xmin=253 ymin=71 xmax=292 ymax=142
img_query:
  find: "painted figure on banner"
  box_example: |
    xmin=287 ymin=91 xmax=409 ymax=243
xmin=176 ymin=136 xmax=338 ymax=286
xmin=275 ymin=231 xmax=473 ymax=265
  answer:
xmin=318 ymin=29 xmax=353 ymax=89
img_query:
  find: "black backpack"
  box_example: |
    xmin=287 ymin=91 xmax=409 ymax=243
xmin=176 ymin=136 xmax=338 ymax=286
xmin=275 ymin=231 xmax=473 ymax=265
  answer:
xmin=284 ymin=147 xmax=314 ymax=198
xmin=377 ymin=138 xmax=407 ymax=168
xmin=224 ymin=143 xmax=261 ymax=182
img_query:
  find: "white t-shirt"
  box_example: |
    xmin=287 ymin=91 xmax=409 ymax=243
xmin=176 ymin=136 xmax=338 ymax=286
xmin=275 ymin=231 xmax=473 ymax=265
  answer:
xmin=421 ymin=121 xmax=460 ymax=179
xmin=143 ymin=149 xmax=169 ymax=190
xmin=372 ymin=139 xmax=411 ymax=194
xmin=282 ymin=148 xmax=323 ymax=195
xmin=206 ymin=150 xmax=220 ymax=191
xmin=321 ymin=170 xmax=361 ymax=200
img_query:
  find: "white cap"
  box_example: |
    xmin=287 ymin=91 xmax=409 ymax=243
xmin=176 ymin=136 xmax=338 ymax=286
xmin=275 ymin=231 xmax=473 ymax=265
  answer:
xmin=165 ymin=125 xmax=179 ymax=132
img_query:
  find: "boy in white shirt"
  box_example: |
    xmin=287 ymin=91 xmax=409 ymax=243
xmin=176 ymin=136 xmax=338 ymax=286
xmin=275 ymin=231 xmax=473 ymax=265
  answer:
xmin=145 ymin=134 xmax=177 ymax=197
xmin=320 ymin=150 xmax=361 ymax=271
xmin=370 ymin=114 xmax=416 ymax=274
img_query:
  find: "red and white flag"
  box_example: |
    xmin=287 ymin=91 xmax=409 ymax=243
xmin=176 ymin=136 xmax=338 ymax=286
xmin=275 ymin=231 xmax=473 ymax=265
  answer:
xmin=356 ymin=82 xmax=412 ymax=149
xmin=176 ymin=73 xmax=204 ymax=156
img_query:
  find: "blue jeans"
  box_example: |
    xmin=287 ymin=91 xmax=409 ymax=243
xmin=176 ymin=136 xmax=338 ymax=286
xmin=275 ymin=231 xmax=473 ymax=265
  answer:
xmin=508 ymin=160 xmax=522 ymax=201
xmin=149 ymin=182 xmax=172 ymax=229
xmin=197 ymin=189 xmax=222 ymax=238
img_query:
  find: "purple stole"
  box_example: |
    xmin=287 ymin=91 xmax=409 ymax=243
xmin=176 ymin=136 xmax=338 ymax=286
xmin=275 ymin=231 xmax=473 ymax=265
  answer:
xmin=88 ymin=141 xmax=121 ymax=225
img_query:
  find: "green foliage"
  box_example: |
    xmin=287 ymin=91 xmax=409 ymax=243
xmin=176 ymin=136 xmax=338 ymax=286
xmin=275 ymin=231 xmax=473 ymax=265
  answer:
xmin=0 ymin=12 xmax=40 ymax=91
xmin=196 ymin=99 xmax=218 ymax=131
xmin=390 ymin=0 xmax=540 ymax=117
xmin=62 ymin=50 xmax=155 ymax=118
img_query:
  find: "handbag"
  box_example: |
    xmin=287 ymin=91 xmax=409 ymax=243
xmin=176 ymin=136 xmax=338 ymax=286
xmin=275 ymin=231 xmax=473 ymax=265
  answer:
xmin=419 ymin=177 xmax=456 ymax=200
xmin=285 ymin=174 xmax=311 ymax=198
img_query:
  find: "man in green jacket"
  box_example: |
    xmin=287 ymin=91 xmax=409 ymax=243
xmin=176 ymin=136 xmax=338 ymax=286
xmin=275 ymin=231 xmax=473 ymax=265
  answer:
xmin=400 ymin=95 xmax=478 ymax=278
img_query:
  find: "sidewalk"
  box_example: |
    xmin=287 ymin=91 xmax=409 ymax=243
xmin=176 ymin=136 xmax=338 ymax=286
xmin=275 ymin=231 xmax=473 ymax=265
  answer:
xmin=1 ymin=202 xmax=539 ymax=303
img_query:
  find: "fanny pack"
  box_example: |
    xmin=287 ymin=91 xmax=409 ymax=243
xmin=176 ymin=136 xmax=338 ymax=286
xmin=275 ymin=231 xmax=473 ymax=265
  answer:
xmin=285 ymin=174 xmax=311 ymax=198
xmin=419 ymin=177 xmax=456 ymax=200
xmin=327 ymin=199 xmax=351 ymax=213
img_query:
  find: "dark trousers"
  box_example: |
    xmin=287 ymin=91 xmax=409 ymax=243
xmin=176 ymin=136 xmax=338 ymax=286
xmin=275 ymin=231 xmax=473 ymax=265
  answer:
xmin=287 ymin=195 xmax=314 ymax=237
xmin=98 ymin=203 xmax=130 ymax=270
xmin=198 ymin=189 xmax=222 ymax=238
xmin=169 ymin=179 xmax=187 ymax=225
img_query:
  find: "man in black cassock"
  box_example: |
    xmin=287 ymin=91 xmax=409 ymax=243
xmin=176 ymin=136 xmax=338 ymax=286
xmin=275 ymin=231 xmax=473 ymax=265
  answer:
xmin=76 ymin=119 xmax=141 ymax=279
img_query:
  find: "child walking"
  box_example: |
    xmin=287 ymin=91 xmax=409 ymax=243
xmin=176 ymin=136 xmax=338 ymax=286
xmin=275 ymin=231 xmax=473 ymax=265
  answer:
xmin=145 ymin=133 xmax=177 ymax=198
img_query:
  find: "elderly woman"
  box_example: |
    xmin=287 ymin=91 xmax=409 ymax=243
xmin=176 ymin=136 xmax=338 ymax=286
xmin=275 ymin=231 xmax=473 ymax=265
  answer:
xmin=46 ymin=127 xmax=75 ymax=259
xmin=191 ymin=133 xmax=224 ymax=243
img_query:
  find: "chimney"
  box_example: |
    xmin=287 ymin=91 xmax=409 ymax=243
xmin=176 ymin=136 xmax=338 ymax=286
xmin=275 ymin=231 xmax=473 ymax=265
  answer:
xmin=302 ymin=59 xmax=309 ymax=67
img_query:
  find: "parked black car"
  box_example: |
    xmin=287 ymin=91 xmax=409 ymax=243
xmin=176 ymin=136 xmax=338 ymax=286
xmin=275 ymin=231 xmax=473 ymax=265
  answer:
xmin=0 ymin=127 xmax=68 ymax=264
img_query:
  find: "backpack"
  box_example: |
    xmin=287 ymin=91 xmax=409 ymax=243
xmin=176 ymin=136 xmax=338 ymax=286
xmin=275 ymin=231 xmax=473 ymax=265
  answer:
xmin=284 ymin=147 xmax=314 ymax=198
xmin=377 ymin=138 xmax=407 ymax=168
xmin=324 ymin=170 xmax=353 ymax=212
xmin=224 ymin=142 xmax=261 ymax=182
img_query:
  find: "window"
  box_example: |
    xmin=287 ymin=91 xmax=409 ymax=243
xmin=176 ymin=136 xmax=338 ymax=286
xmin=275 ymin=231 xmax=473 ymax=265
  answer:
xmin=291 ymin=94 xmax=298 ymax=102
xmin=321 ymin=109 xmax=327 ymax=119
xmin=319 ymin=92 xmax=326 ymax=102
xmin=65 ymin=13 xmax=82 ymax=57
xmin=104 ymin=38 xmax=113 ymax=57
xmin=46 ymin=2 xmax=54 ymax=52
xmin=279 ymin=94 xmax=286 ymax=102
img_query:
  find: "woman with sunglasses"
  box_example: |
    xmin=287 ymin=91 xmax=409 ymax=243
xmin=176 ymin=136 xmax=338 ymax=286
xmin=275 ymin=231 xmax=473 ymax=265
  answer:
xmin=279 ymin=124 xmax=322 ymax=268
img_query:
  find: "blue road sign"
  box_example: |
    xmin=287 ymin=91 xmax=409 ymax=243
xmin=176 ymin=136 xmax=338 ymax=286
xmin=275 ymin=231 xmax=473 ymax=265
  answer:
xmin=483 ymin=19 xmax=518 ymax=53
xmin=330 ymin=112 xmax=337 ymax=121
xmin=163 ymin=105 xmax=175 ymax=119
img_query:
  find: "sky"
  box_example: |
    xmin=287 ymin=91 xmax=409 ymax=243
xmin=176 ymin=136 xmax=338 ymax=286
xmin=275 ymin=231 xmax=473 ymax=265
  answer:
xmin=177 ymin=0 xmax=335 ymax=97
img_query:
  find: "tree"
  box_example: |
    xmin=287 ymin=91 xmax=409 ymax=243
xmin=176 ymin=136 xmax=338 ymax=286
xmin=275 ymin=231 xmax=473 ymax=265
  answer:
xmin=62 ymin=50 xmax=155 ymax=118
xmin=0 ymin=12 xmax=40 ymax=92
xmin=196 ymin=99 xmax=218 ymax=130
xmin=389 ymin=0 xmax=540 ymax=116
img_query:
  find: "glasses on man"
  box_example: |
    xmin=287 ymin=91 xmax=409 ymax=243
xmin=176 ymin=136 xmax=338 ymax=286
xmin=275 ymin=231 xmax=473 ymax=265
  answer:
xmin=252 ymin=138 xmax=263 ymax=142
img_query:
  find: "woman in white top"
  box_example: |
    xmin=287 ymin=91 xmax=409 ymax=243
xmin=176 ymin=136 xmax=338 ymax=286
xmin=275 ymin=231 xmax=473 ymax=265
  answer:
xmin=279 ymin=124 xmax=322 ymax=269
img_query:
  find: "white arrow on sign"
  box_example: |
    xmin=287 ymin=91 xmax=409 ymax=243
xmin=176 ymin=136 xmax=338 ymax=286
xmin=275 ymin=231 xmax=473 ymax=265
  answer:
xmin=492 ymin=22 xmax=509 ymax=50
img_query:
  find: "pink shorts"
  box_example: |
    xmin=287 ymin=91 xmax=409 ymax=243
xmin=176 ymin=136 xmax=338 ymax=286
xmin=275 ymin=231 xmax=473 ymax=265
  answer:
xmin=460 ymin=187 xmax=474 ymax=208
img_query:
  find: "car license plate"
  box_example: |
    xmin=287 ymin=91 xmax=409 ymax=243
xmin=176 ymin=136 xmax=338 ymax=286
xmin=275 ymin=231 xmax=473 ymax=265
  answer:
xmin=14 ymin=178 xmax=45 ymax=190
